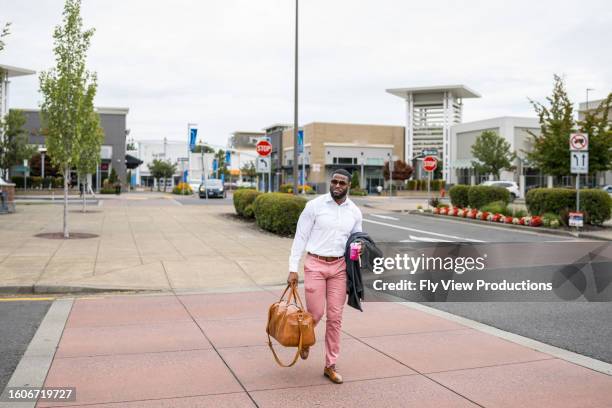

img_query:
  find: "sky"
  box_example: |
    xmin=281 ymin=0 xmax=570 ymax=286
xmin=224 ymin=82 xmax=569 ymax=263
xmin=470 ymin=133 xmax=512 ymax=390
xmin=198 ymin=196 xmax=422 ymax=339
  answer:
xmin=1 ymin=0 xmax=611 ymax=147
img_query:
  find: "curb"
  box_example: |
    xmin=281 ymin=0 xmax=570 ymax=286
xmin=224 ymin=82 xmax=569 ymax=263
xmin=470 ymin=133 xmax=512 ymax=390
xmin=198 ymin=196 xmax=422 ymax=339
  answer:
xmin=0 ymin=284 xmax=162 ymax=295
xmin=410 ymin=211 xmax=610 ymax=241
xmin=0 ymin=298 xmax=73 ymax=408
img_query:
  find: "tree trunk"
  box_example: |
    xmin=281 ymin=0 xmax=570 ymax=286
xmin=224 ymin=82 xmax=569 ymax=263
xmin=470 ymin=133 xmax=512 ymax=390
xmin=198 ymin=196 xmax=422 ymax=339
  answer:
xmin=83 ymin=179 xmax=87 ymax=213
xmin=63 ymin=166 xmax=69 ymax=239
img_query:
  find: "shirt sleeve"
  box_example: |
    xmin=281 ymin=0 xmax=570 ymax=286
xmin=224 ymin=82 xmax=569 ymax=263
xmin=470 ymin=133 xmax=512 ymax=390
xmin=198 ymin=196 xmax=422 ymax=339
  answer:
xmin=288 ymin=202 xmax=316 ymax=273
xmin=350 ymin=206 xmax=363 ymax=234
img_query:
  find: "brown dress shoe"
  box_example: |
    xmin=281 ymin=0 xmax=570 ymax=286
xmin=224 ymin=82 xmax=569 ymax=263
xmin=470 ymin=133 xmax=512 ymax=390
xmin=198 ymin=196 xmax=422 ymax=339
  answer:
xmin=324 ymin=365 xmax=343 ymax=384
xmin=300 ymin=346 xmax=309 ymax=360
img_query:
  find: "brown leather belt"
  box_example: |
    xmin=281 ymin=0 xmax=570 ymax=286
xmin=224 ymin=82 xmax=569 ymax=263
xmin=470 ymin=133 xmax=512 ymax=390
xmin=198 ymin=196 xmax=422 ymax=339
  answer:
xmin=308 ymin=252 xmax=344 ymax=262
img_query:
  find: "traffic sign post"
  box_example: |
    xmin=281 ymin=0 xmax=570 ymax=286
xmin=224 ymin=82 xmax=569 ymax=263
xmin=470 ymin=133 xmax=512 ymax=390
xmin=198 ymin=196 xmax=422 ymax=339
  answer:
xmin=423 ymin=156 xmax=438 ymax=208
xmin=256 ymin=139 xmax=272 ymax=192
xmin=569 ymin=133 xmax=588 ymax=232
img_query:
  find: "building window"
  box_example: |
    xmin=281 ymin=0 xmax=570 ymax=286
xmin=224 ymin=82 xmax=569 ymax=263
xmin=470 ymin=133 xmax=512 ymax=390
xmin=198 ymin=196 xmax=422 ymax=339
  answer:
xmin=333 ymin=157 xmax=357 ymax=165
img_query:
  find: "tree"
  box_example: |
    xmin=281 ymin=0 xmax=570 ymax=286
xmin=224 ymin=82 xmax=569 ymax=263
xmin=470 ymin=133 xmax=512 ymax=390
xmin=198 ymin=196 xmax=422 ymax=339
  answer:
xmin=160 ymin=161 xmax=176 ymax=192
xmin=76 ymin=108 xmax=104 ymax=213
xmin=214 ymin=149 xmax=230 ymax=179
xmin=383 ymin=160 xmax=413 ymax=181
xmin=0 ymin=110 xmax=36 ymax=179
xmin=526 ymin=75 xmax=575 ymax=176
xmin=471 ymin=130 xmax=516 ymax=179
xmin=148 ymin=159 xmax=165 ymax=191
xmin=39 ymin=0 xmax=98 ymax=238
xmin=578 ymin=93 xmax=612 ymax=176
xmin=0 ymin=22 xmax=10 ymax=52
xmin=240 ymin=162 xmax=256 ymax=179
xmin=192 ymin=144 xmax=215 ymax=154
xmin=147 ymin=159 xmax=176 ymax=191
xmin=350 ymin=171 xmax=360 ymax=189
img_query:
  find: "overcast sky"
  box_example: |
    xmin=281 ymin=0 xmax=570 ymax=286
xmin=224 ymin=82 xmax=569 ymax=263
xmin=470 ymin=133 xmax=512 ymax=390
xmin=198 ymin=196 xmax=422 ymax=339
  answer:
xmin=2 ymin=0 xmax=611 ymax=147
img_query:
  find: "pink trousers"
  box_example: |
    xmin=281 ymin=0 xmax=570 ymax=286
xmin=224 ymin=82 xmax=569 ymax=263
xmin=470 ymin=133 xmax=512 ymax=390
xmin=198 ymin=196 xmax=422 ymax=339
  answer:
xmin=303 ymin=254 xmax=347 ymax=368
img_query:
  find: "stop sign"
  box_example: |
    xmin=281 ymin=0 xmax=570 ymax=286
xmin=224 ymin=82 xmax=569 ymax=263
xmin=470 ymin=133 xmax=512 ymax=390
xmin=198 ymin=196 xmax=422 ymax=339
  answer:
xmin=423 ymin=156 xmax=437 ymax=172
xmin=256 ymin=140 xmax=272 ymax=157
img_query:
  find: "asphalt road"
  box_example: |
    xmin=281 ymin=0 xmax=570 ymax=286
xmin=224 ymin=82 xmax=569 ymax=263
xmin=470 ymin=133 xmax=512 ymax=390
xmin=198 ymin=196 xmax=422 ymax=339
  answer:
xmin=359 ymin=210 xmax=612 ymax=364
xmin=0 ymin=299 xmax=52 ymax=392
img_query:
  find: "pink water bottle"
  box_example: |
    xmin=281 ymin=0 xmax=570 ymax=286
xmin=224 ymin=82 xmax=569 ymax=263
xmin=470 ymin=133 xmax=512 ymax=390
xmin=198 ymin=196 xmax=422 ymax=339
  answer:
xmin=350 ymin=242 xmax=362 ymax=261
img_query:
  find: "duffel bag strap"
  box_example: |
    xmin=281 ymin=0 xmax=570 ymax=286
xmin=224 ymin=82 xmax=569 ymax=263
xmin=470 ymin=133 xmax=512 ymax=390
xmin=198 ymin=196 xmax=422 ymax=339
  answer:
xmin=267 ymin=313 xmax=304 ymax=368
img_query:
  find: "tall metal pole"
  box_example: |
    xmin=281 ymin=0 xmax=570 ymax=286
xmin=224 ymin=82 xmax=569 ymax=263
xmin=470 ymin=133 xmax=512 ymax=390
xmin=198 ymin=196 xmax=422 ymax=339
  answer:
xmin=292 ymin=0 xmax=299 ymax=195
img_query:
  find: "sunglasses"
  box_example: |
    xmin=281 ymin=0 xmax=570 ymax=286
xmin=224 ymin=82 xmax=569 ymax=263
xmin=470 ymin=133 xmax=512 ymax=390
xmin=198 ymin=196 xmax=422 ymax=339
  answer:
xmin=330 ymin=179 xmax=348 ymax=186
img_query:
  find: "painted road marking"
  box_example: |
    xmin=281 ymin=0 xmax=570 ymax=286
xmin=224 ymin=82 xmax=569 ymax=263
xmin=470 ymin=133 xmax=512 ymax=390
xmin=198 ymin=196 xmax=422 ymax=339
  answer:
xmin=370 ymin=214 xmax=399 ymax=221
xmin=409 ymin=235 xmax=450 ymax=242
xmin=0 ymin=297 xmax=55 ymax=302
xmin=363 ymin=218 xmax=484 ymax=242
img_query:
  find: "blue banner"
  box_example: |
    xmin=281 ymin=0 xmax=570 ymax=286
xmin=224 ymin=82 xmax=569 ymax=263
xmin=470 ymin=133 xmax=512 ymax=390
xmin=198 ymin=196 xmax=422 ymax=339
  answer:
xmin=189 ymin=127 xmax=198 ymax=152
xmin=183 ymin=170 xmax=188 ymax=182
xmin=225 ymin=151 xmax=231 ymax=166
xmin=212 ymin=159 xmax=218 ymax=172
xmin=298 ymin=130 xmax=304 ymax=154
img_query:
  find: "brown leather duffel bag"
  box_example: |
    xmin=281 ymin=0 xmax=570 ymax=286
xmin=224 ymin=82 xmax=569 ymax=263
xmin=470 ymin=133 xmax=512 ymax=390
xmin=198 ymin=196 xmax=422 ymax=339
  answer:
xmin=266 ymin=283 xmax=315 ymax=367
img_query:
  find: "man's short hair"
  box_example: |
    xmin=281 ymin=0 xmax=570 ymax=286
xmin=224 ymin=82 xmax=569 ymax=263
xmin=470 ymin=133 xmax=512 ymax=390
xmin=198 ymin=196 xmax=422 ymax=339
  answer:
xmin=331 ymin=169 xmax=351 ymax=180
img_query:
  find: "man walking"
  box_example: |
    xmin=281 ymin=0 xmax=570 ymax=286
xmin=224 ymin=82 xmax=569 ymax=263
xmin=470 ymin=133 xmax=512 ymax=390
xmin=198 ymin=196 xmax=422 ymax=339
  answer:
xmin=287 ymin=169 xmax=363 ymax=384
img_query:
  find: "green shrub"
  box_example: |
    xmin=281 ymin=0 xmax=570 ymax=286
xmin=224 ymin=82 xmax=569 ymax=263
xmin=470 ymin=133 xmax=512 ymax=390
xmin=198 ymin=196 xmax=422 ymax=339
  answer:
xmin=468 ymin=185 xmax=510 ymax=208
xmin=172 ymin=182 xmax=192 ymax=195
xmin=253 ymin=193 xmax=307 ymax=235
xmin=526 ymin=188 xmax=611 ymax=225
xmin=449 ymin=185 xmax=470 ymax=208
xmin=542 ymin=212 xmax=561 ymax=228
xmin=100 ymin=188 xmax=115 ymax=194
xmin=349 ymin=188 xmax=368 ymax=196
xmin=513 ymin=208 xmax=527 ymax=218
xmin=30 ymin=176 xmax=42 ymax=188
xmin=407 ymin=179 xmax=417 ymax=190
xmin=43 ymin=176 xmax=55 ymax=188
xmin=481 ymin=201 xmax=510 ymax=216
xmin=54 ymin=176 xmax=64 ymax=188
xmin=233 ymin=188 xmax=261 ymax=218
xmin=11 ymin=176 xmax=25 ymax=188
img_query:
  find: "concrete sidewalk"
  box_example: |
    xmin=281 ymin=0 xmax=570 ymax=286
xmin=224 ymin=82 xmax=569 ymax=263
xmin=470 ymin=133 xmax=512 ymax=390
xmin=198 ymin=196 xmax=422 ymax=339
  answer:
xmin=0 ymin=196 xmax=293 ymax=294
xmin=3 ymin=289 xmax=610 ymax=407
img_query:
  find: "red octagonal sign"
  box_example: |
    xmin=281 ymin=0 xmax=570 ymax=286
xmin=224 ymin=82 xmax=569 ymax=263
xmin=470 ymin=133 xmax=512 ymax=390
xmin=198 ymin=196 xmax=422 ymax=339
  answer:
xmin=256 ymin=140 xmax=272 ymax=157
xmin=423 ymin=155 xmax=437 ymax=172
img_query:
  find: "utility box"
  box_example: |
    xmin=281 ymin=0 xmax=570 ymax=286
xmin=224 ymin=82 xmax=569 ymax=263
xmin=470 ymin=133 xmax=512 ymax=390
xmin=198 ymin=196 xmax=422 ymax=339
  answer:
xmin=0 ymin=179 xmax=16 ymax=213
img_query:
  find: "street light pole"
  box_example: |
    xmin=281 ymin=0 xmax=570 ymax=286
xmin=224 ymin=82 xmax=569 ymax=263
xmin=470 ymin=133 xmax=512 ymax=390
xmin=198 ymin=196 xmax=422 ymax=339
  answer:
xmin=292 ymin=0 xmax=299 ymax=196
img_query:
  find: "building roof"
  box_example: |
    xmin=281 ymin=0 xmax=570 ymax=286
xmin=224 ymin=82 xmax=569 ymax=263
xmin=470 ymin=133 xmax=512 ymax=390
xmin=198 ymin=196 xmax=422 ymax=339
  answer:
xmin=386 ymin=84 xmax=481 ymax=99
xmin=0 ymin=64 xmax=36 ymax=78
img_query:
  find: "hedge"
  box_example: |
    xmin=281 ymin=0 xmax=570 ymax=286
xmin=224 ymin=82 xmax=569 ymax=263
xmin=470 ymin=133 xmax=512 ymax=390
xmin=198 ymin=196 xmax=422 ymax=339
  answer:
xmin=349 ymin=188 xmax=368 ymax=196
xmin=467 ymin=185 xmax=510 ymax=208
xmin=253 ymin=193 xmax=307 ymax=235
xmin=279 ymin=183 xmax=315 ymax=194
xmin=526 ymin=188 xmax=612 ymax=225
xmin=449 ymin=185 xmax=470 ymax=208
xmin=10 ymin=175 xmax=63 ymax=188
xmin=233 ymin=188 xmax=261 ymax=218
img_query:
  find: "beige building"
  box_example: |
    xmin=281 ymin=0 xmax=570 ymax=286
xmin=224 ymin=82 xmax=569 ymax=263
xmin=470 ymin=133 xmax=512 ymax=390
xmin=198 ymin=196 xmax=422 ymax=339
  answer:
xmin=281 ymin=122 xmax=404 ymax=193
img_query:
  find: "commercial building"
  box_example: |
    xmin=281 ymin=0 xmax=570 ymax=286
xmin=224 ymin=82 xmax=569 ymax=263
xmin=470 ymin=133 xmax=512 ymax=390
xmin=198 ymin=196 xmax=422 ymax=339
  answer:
xmin=280 ymin=122 xmax=404 ymax=193
xmin=449 ymin=116 xmax=541 ymax=196
xmin=20 ymin=107 xmax=130 ymax=191
xmin=578 ymin=98 xmax=612 ymax=185
xmin=386 ymin=85 xmax=481 ymax=184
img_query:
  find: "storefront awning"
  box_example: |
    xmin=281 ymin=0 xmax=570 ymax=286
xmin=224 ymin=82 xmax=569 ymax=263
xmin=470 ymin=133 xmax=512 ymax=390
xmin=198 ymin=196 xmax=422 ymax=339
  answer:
xmin=125 ymin=154 xmax=143 ymax=170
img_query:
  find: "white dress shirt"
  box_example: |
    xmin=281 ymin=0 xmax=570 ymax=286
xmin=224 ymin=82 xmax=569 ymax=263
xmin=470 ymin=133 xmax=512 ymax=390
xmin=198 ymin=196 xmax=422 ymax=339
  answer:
xmin=289 ymin=193 xmax=363 ymax=272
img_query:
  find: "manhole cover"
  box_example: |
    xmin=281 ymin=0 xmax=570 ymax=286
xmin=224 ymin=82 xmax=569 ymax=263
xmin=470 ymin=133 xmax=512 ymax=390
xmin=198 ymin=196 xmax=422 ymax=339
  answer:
xmin=34 ymin=232 xmax=99 ymax=239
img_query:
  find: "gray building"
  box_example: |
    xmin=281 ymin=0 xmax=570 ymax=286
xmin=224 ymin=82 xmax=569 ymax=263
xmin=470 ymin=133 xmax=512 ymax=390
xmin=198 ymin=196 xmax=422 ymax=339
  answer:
xmin=263 ymin=123 xmax=291 ymax=191
xmin=19 ymin=107 xmax=129 ymax=191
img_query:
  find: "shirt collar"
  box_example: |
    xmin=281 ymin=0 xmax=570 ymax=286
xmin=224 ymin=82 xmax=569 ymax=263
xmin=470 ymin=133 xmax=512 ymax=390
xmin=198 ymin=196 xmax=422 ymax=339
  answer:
xmin=325 ymin=192 xmax=350 ymax=206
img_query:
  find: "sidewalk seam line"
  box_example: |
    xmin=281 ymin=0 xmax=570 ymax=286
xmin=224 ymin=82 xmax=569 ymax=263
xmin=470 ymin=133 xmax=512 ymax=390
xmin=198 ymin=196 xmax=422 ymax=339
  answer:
xmin=171 ymin=292 xmax=261 ymax=408
xmin=342 ymin=330 xmax=485 ymax=407
xmin=396 ymin=301 xmax=612 ymax=376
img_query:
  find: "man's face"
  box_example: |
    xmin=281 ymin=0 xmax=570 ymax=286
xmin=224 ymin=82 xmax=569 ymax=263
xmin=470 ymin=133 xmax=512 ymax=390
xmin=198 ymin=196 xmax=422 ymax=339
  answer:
xmin=329 ymin=173 xmax=350 ymax=200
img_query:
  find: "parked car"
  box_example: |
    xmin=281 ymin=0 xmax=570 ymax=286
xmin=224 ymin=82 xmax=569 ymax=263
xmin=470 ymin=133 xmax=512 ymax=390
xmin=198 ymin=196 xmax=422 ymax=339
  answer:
xmin=481 ymin=180 xmax=521 ymax=201
xmin=601 ymin=185 xmax=612 ymax=195
xmin=199 ymin=179 xmax=226 ymax=198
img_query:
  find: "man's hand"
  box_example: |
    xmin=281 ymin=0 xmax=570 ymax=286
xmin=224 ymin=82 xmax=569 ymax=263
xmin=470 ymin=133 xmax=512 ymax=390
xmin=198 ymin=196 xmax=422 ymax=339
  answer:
xmin=287 ymin=272 xmax=298 ymax=286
